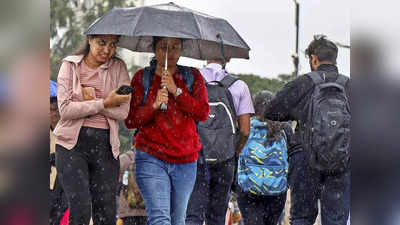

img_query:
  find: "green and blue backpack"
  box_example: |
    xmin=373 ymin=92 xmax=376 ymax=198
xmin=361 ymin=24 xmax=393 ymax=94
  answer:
xmin=237 ymin=117 xmax=289 ymax=196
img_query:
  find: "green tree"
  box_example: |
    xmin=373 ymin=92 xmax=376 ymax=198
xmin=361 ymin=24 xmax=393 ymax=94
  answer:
xmin=50 ymin=0 xmax=135 ymax=81
xmin=234 ymin=73 xmax=286 ymax=96
xmin=278 ymin=73 xmax=296 ymax=83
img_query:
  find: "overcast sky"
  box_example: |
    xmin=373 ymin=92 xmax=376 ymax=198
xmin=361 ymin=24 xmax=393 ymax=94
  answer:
xmin=143 ymin=0 xmax=350 ymax=78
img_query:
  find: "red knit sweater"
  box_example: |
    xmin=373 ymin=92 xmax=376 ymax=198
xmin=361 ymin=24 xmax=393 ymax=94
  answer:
xmin=125 ymin=67 xmax=209 ymax=163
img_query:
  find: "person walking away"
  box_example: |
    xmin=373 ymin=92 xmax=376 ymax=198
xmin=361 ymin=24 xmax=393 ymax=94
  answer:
xmin=236 ymin=90 xmax=292 ymax=225
xmin=263 ymin=35 xmax=350 ymax=225
xmin=186 ymin=58 xmax=254 ymax=225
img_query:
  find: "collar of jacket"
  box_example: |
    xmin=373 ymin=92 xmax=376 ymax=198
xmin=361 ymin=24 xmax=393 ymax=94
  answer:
xmin=317 ymin=64 xmax=338 ymax=73
xmin=63 ymin=55 xmax=112 ymax=69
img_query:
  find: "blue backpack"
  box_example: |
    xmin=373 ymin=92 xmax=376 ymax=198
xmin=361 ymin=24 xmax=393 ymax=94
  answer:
xmin=237 ymin=117 xmax=289 ymax=196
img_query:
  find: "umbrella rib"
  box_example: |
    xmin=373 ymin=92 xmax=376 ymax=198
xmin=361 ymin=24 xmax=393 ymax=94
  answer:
xmin=131 ymin=8 xmax=145 ymax=37
xmin=190 ymin=12 xmax=204 ymax=59
xmin=190 ymin=12 xmax=203 ymax=39
xmin=131 ymin=8 xmax=145 ymax=52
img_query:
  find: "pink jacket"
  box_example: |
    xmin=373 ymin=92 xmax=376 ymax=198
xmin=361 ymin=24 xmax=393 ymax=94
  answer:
xmin=53 ymin=55 xmax=130 ymax=158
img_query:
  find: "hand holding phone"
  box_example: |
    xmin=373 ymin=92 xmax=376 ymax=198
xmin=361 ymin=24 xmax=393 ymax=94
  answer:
xmin=116 ymin=85 xmax=134 ymax=95
xmin=104 ymin=87 xmax=132 ymax=108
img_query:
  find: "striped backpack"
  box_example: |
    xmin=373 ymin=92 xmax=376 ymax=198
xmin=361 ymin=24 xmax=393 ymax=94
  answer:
xmin=237 ymin=117 xmax=288 ymax=195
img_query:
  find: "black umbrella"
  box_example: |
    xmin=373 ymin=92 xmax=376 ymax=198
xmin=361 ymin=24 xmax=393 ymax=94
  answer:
xmin=86 ymin=2 xmax=250 ymax=60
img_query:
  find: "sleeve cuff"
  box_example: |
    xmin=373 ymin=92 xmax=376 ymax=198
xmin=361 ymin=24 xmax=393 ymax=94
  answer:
xmin=175 ymin=89 xmax=189 ymax=102
xmin=96 ymin=99 xmax=105 ymax=112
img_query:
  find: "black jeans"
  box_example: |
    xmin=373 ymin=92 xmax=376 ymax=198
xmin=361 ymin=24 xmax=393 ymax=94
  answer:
xmin=288 ymin=151 xmax=350 ymax=225
xmin=186 ymin=157 xmax=235 ymax=225
xmin=237 ymin=190 xmax=286 ymax=225
xmin=56 ymin=127 xmax=120 ymax=225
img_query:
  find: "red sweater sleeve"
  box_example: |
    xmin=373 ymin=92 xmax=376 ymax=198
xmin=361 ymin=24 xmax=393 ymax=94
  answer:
xmin=175 ymin=68 xmax=209 ymax=121
xmin=124 ymin=69 xmax=157 ymax=129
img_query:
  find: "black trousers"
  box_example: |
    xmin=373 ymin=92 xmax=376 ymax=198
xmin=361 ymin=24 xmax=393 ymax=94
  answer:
xmin=288 ymin=151 xmax=350 ymax=225
xmin=237 ymin=190 xmax=286 ymax=225
xmin=56 ymin=127 xmax=120 ymax=225
xmin=186 ymin=157 xmax=235 ymax=225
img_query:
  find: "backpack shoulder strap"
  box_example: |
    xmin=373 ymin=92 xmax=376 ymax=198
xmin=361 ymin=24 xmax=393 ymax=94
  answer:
xmin=220 ymin=74 xmax=239 ymax=122
xmin=336 ymin=74 xmax=349 ymax=87
xmin=220 ymin=74 xmax=240 ymax=88
xmin=141 ymin=67 xmax=154 ymax=106
xmin=307 ymin=71 xmax=325 ymax=85
xmin=177 ymin=65 xmax=194 ymax=93
xmin=281 ymin=129 xmax=288 ymax=146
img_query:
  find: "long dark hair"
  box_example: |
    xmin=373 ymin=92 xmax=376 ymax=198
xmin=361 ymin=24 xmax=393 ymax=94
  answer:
xmin=253 ymin=90 xmax=284 ymax=142
xmin=74 ymin=35 xmax=93 ymax=56
xmin=73 ymin=35 xmax=120 ymax=57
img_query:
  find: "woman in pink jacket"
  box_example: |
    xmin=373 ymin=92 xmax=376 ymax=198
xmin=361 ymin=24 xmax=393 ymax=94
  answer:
xmin=53 ymin=34 xmax=131 ymax=225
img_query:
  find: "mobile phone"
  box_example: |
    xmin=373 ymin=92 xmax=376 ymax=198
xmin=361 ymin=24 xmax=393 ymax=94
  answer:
xmin=116 ymin=85 xmax=134 ymax=95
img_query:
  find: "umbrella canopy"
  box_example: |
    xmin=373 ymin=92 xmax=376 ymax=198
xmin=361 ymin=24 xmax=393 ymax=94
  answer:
xmin=85 ymin=2 xmax=250 ymax=60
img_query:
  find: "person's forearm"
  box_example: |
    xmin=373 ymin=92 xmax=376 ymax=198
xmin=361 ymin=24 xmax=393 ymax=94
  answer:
xmin=59 ymin=98 xmax=104 ymax=120
xmin=235 ymin=113 xmax=251 ymax=156
xmin=124 ymin=104 xmax=157 ymax=129
xmin=100 ymin=100 xmax=130 ymax=120
xmin=236 ymin=134 xmax=249 ymax=156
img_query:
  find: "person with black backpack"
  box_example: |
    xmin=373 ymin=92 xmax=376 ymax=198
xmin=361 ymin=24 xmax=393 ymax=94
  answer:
xmin=186 ymin=58 xmax=254 ymax=225
xmin=263 ymin=35 xmax=350 ymax=225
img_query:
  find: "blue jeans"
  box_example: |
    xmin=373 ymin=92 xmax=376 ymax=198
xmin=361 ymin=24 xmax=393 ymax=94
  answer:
xmin=288 ymin=151 xmax=350 ymax=225
xmin=134 ymin=150 xmax=197 ymax=225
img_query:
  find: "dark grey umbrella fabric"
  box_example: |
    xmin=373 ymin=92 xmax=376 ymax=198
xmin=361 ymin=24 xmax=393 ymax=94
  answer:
xmin=86 ymin=2 xmax=250 ymax=60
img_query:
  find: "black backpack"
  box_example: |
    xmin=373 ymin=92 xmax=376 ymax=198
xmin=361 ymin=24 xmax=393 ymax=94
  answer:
xmin=197 ymin=75 xmax=240 ymax=164
xmin=302 ymin=71 xmax=350 ymax=173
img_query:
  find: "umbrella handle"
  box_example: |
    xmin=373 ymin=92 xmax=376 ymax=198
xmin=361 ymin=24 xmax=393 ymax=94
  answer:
xmin=216 ymin=34 xmax=226 ymax=69
xmin=160 ymin=86 xmax=168 ymax=110
xmin=161 ymin=40 xmax=169 ymax=111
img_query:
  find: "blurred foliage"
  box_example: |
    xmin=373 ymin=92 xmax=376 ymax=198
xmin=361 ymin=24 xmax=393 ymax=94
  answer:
xmin=234 ymin=72 xmax=296 ymax=96
xmin=118 ymin=121 xmax=135 ymax=154
xmin=50 ymin=0 xmax=136 ymax=81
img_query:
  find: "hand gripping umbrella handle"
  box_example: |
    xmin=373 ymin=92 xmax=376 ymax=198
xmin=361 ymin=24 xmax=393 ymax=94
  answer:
xmin=160 ymin=40 xmax=169 ymax=111
xmin=160 ymin=86 xmax=168 ymax=111
xmin=160 ymin=102 xmax=168 ymax=110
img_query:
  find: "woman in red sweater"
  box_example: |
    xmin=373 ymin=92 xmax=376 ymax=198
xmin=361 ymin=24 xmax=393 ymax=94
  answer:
xmin=125 ymin=37 xmax=209 ymax=225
